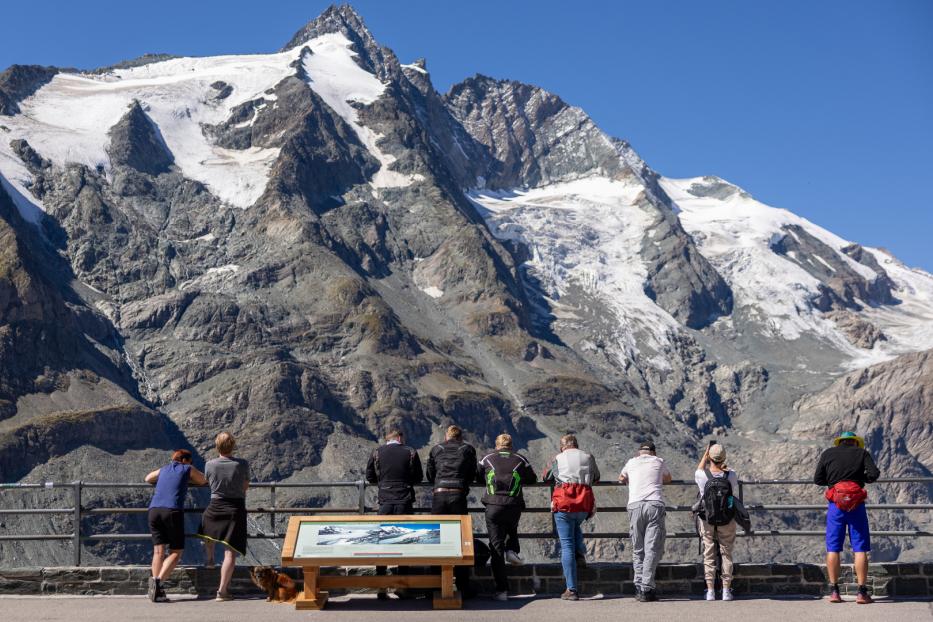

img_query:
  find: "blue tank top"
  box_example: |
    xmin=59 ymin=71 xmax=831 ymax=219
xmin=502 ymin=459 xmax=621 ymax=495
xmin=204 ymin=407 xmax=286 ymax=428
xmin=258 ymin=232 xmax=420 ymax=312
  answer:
xmin=149 ymin=462 xmax=191 ymax=510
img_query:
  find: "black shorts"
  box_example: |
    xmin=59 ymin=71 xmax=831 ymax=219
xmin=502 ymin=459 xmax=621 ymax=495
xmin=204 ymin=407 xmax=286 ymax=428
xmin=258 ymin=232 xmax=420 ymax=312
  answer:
xmin=148 ymin=507 xmax=185 ymax=550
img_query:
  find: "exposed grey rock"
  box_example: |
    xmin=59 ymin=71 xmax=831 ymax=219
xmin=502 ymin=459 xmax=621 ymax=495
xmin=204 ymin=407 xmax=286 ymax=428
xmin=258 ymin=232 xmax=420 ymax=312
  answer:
xmin=793 ymin=349 xmax=933 ymax=482
xmin=0 ymin=65 xmax=58 ymax=116
xmin=686 ymin=176 xmax=750 ymax=201
xmin=90 ymin=54 xmax=178 ymax=74
xmin=770 ymin=224 xmax=897 ymax=310
xmin=107 ymin=101 xmax=174 ymax=176
xmin=639 ymin=193 xmax=734 ymax=329
xmin=444 ymin=75 xmax=624 ymax=190
xmin=824 ymin=309 xmax=887 ymax=348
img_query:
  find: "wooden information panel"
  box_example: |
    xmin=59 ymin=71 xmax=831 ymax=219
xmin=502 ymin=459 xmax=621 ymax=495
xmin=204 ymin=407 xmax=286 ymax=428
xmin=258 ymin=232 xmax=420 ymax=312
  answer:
xmin=281 ymin=514 xmax=474 ymax=610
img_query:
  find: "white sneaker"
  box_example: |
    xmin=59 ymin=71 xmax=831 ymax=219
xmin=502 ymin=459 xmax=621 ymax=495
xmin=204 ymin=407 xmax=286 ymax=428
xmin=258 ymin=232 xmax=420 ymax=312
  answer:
xmin=722 ymin=588 xmax=734 ymax=601
xmin=505 ymin=551 xmax=524 ymax=566
xmin=705 ymin=589 xmax=716 ymax=601
xmin=494 ymin=591 xmax=509 ymax=601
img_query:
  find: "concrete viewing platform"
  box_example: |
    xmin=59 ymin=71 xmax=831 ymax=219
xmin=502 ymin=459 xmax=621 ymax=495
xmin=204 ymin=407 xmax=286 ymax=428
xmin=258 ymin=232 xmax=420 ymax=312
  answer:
xmin=1 ymin=593 xmax=931 ymax=622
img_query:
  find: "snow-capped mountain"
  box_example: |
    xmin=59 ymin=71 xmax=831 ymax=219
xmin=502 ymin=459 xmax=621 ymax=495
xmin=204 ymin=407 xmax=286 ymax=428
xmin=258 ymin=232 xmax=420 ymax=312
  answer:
xmin=0 ymin=5 xmax=930 ymax=565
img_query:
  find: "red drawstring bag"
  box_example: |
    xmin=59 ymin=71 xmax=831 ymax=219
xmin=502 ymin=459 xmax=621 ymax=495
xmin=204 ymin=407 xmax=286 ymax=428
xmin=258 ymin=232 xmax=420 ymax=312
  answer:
xmin=825 ymin=480 xmax=867 ymax=512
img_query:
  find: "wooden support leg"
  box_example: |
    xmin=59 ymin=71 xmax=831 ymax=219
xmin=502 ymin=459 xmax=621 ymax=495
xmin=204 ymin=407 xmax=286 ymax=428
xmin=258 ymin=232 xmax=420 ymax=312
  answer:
xmin=295 ymin=567 xmax=328 ymax=610
xmin=433 ymin=565 xmax=462 ymax=610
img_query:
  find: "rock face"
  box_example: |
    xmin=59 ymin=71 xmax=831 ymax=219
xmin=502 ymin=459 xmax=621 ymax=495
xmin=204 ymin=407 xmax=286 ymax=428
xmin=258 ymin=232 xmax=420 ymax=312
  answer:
xmin=771 ymin=224 xmax=897 ymax=310
xmin=0 ymin=65 xmax=59 ymax=115
xmin=107 ymin=101 xmax=174 ymax=176
xmin=793 ymin=349 xmax=933 ymax=479
xmin=824 ymin=309 xmax=886 ymax=349
xmin=0 ymin=5 xmax=931 ymax=566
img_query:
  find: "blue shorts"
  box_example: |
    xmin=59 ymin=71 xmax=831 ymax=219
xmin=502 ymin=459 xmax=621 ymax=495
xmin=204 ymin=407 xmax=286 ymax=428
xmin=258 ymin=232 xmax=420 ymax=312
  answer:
xmin=826 ymin=502 xmax=870 ymax=553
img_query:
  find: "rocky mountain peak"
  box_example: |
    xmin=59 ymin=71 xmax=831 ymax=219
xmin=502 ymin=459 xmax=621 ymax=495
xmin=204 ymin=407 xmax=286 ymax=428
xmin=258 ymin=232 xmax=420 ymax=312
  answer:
xmin=280 ymin=4 xmax=399 ymax=80
xmin=106 ymin=100 xmax=174 ymax=176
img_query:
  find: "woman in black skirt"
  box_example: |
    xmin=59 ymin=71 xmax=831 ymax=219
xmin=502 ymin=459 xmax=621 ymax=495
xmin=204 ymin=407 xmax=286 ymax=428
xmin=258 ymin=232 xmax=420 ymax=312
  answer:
xmin=197 ymin=431 xmax=250 ymax=601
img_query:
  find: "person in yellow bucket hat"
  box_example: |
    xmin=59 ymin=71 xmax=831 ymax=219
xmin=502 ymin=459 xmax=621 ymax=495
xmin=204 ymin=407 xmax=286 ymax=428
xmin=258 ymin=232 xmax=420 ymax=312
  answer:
xmin=814 ymin=430 xmax=879 ymax=604
xmin=833 ymin=431 xmax=865 ymax=449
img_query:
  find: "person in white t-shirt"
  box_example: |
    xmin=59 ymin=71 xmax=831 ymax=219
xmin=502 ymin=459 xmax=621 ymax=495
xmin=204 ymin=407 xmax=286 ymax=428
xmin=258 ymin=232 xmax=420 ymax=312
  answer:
xmin=618 ymin=440 xmax=671 ymax=601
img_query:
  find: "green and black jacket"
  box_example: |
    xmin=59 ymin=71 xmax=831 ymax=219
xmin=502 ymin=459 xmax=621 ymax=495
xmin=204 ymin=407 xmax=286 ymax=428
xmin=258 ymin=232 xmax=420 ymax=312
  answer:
xmin=478 ymin=450 xmax=537 ymax=508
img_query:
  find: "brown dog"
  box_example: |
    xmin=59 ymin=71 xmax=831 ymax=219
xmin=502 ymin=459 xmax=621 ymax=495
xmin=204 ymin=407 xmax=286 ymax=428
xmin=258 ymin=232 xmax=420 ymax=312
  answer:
xmin=250 ymin=566 xmax=299 ymax=603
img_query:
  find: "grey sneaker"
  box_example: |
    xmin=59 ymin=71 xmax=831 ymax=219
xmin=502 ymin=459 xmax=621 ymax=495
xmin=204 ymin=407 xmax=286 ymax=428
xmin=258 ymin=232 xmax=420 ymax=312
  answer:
xmin=215 ymin=591 xmax=234 ymax=602
xmin=147 ymin=577 xmax=158 ymax=602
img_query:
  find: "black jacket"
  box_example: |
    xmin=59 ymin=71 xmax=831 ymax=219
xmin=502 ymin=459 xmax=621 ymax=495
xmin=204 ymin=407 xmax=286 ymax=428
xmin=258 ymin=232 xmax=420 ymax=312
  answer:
xmin=478 ymin=450 xmax=537 ymax=508
xmin=814 ymin=445 xmax=880 ymax=488
xmin=426 ymin=440 xmax=477 ymax=494
xmin=366 ymin=442 xmax=424 ymax=504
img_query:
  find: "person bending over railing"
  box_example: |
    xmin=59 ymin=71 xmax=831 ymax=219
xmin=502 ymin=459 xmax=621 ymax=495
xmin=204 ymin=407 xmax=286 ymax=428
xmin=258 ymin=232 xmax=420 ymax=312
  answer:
xmin=196 ymin=432 xmax=250 ymax=602
xmin=144 ymin=449 xmax=207 ymax=603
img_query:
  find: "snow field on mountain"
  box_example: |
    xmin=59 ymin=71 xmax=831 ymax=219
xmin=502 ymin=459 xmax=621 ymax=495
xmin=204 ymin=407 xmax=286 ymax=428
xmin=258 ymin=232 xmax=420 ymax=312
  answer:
xmin=662 ymin=177 xmax=933 ymax=366
xmin=0 ymin=50 xmax=303 ymax=208
xmin=470 ymin=176 xmax=680 ymax=362
xmin=860 ymin=248 xmax=933 ymax=355
xmin=0 ymin=31 xmax=420 ymax=216
xmin=302 ymin=33 xmax=422 ymax=189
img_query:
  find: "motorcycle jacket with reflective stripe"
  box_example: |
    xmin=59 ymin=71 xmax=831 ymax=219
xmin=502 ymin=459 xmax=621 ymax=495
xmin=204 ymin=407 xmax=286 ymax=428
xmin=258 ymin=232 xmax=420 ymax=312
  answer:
xmin=426 ymin=440 xmax=477 ymax=492
xmin=478 ymin=450 xmax=537 ymax=507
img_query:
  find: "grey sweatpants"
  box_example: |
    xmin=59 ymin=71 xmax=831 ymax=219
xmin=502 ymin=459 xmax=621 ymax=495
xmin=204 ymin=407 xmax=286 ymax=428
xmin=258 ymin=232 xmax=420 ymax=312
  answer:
xmin=629 ymin=500 xmax=666 ymax=590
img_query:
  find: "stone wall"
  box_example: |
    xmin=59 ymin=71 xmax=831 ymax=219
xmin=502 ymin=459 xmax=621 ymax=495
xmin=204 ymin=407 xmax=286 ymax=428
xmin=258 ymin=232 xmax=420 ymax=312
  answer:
xmin=1 ymin=563 xmax=931 ymax=598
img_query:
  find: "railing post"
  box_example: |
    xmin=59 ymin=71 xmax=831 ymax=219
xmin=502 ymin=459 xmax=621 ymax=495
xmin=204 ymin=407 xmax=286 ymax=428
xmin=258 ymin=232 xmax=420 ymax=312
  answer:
xmin=357 ymin=480 xmax=366 ymax=514
xmin=269 ymin=484 xmax=276 ymax=536
xmin=72 ymin=480 xmax=82 ymax=567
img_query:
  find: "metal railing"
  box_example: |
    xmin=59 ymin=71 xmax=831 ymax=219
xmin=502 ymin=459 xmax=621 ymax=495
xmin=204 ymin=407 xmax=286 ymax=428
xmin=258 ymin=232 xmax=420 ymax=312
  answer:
xmin=1 ymin=478 xmax=931 ymax=566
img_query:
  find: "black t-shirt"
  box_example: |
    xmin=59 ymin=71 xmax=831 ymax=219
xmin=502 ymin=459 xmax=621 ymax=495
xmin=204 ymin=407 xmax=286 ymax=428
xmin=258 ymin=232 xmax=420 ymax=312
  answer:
xmin=814 ymin=445 xmax=880 ymax=488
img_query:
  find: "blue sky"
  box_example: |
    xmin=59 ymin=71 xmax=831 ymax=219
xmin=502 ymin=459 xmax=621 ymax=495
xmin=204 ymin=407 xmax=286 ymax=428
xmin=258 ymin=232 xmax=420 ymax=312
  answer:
xmin=2 ymin=1 xmax=931 ymax=269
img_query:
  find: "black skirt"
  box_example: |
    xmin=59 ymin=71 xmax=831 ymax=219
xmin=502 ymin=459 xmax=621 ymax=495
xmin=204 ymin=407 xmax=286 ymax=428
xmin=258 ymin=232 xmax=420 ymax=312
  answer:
xmin=197 ymin=497 xmax=247 ymax=555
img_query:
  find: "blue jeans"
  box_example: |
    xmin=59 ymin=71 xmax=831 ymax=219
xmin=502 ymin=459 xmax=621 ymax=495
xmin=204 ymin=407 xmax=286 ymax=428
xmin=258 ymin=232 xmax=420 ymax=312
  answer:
xmin=554 ymin=511 xmax=588 ymax=592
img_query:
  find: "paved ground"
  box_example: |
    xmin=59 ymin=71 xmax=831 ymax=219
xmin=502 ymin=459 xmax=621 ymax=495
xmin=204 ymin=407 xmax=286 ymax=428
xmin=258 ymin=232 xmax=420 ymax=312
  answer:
xmin=1 ymin=594 xmax=931 ymax=622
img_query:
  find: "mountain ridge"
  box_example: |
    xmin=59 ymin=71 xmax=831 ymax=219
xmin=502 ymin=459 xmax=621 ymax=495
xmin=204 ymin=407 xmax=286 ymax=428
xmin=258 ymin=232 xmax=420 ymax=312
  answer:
xmin=0 ymin=3 xmax=930 ymax=566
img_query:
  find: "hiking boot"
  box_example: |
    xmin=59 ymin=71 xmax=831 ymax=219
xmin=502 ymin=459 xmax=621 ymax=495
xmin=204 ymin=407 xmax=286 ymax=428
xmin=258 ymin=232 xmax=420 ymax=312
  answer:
xmin=856 ymin=589 xmax=873 ymax=604
xmin=722 ymin=587 xmax=734 ymax=601
xmin=635 ymin=587 xmax=646 ymax=602
xmin=705 ymin=588 xmax=716 ymax=601
xmin=561 ymin=588 xmax=579 ymax=601
xmin=147 ymin=577 xmax=158 ymax=602
xmin=376 ymin=590 xmax=389 ymax=601
xmin=505 ymin=551 xmax=525 ymax=566
xmin=827 ymin=586 xmax=843 ymax=603
xmin=154 ymin=587 xmax=170 ymax=603
xmin=643 ymin=589 xmax=658 ymax=602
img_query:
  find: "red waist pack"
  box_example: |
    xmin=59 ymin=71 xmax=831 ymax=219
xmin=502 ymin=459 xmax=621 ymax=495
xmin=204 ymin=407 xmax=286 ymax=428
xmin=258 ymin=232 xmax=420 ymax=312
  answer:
xmin=551 ymin=482 xmax=595 ymax=515
xmin=825 ymin=481 xmax=867 ymax=512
